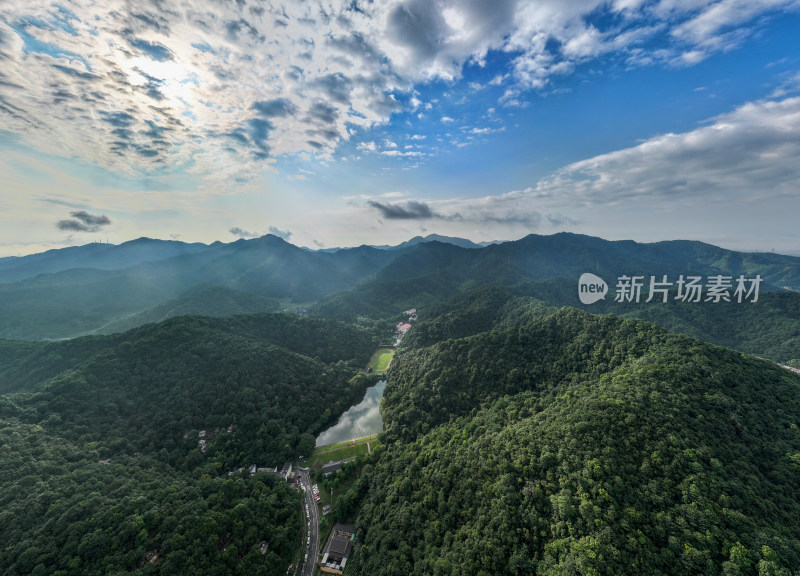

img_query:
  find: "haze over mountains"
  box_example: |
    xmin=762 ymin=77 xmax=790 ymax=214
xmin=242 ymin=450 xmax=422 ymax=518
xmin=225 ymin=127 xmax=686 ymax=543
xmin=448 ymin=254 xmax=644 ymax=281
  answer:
xmin=0 ymin=234 xmax=488 ymax=281
xmin=1 ymin=233 xmax=800 ymax=347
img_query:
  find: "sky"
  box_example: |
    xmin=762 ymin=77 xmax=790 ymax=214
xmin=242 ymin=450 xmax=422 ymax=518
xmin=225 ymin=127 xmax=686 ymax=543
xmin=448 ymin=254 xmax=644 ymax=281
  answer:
xmin=2 ymin=0 xmax=800 ymax=257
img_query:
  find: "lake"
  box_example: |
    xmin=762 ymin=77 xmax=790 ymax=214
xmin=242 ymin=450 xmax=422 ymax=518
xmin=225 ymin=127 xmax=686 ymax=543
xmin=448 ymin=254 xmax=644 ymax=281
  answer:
xmin=315 ymin=380 xmax=386 ymax=447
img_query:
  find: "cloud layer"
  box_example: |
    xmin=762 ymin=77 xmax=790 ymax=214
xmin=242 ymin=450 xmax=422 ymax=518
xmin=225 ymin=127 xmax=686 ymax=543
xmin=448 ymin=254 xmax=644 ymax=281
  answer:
xmin=2 ymin=0 xmax=798 ymax=184
xmin=531 ymin=95 xmax=800 ymax=205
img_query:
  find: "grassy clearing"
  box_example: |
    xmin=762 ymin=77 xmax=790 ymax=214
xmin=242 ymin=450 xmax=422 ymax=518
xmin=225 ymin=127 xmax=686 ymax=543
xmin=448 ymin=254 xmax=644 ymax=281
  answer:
xmin=313 ymin=434 xmax=377 ymax=453
xmin=316 ymin=471 xmax=361 ymax=528
xmin=308 ymin=438 xmax=378 ymax=470
xmin=313 ymin=435 xmax=375 ymax=452
xmin=366 ymin=347 xmax=395 ymax=373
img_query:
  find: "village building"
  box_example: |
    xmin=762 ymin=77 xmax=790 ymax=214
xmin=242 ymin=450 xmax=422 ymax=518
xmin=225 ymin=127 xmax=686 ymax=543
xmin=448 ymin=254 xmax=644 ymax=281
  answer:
xmin=321 ymin=523 xmax=355 ymax=574
xmin=279 ymin=462 xmax=293 ymax=481
xmin=322 ymin=461 xmax=343 ymax=476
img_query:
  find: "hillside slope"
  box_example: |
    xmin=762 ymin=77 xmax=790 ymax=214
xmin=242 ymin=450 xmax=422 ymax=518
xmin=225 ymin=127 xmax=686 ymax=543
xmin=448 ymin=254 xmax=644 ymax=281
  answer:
xmin=0 ymin=235 xmax=397 ymax=340
xmin=0 ymin=313 xmax=378 ymax=575
xmin=93 ymin=285 xmax=281 ymax=335
xmin=392 ymin=280 xmax=800 ymax=366
xmin=347 ymin=306 xmax=800 ymax=575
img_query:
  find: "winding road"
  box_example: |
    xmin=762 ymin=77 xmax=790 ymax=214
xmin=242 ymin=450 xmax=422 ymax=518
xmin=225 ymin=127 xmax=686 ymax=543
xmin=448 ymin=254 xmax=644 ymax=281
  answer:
xmin=300 ymin=470 xmax=319 ymax=576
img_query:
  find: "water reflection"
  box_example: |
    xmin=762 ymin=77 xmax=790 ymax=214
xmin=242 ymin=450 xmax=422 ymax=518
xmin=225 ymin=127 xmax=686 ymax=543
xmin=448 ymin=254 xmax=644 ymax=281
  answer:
xmin=315 ymin=380 xmax=386 ymax=446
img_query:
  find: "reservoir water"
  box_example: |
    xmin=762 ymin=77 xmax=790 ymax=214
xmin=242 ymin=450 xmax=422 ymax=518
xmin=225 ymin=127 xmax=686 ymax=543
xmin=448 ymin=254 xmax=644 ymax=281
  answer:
xmin=315 ymin=380 xmax=386 ymax=446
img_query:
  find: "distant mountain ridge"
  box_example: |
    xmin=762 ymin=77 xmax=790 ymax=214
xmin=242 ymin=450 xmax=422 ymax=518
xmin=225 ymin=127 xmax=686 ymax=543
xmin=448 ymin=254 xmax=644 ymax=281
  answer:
xmin=4 ymin=232 xmax=797 ymax=284
xmin=0 ymin=237 xmax=210 ymax=283
xmin=0 ymin=234 xmax=496 ymax=281
xmin=368 ymin=233 xmax=501 ymax=250
xmin=313 ymin=232 xmax=800 ymax=321
xmin=1 ymin=232 xmax=799 ymax=341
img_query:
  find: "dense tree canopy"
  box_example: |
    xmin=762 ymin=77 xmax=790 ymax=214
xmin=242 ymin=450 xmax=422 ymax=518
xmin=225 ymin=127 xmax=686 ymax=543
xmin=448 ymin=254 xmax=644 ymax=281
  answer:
xmin=0 ymin=313 xmax=378 ymax=574
xmin=346 ymin=306 xmax=800 ymax=575
xmin=0 ymin=418 xmax=300 ymax=576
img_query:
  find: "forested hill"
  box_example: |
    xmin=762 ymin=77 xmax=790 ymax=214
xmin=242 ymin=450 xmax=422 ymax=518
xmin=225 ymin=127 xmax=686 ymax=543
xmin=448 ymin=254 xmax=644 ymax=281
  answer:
xmin=0 ymin=313 xmax=378 ymax=575
xmin=2 ymin=311 xmax=376 ymax=467
xmin=397 ymin=282 xmax=800 ymax=367
xmin=346 ymin=305 xmax=800 ymax=575
xmin=0 ymin=312 xmax=376 ymax=395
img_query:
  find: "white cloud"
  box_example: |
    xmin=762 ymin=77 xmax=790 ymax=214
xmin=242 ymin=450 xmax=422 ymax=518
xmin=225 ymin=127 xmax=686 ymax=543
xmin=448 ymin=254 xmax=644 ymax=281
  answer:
xmin=0 ymin=0 xmax=798 ymax=186
xmin=469 ymin=126 xmax=505 ymax=135
xmin=528 ymin=96 xmax=800 ymax=206
xmin=770 ymin=71 xmax=800 ymax=98
xmin=358 ymin=141 xmax=379 ymax=153
xmin=358 ymin=95 xmax=800 ymax=246
xmin=670 ymin=0 xmax=800 ymax=49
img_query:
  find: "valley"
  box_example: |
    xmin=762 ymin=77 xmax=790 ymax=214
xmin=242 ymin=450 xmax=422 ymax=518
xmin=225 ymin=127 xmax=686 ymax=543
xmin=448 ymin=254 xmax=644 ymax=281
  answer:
xmin=1 ymin=233 xmax=799 ymax=575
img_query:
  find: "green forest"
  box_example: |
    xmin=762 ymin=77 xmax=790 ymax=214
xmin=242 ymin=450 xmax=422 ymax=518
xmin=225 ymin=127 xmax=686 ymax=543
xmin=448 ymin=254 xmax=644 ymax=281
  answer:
xmin=343 ymin=305 xmax=800 ymax=575
xmin=0 ymin=313 xmax=378 ymax=575
xmin=398 ymin=283 xmax=800 ymax=367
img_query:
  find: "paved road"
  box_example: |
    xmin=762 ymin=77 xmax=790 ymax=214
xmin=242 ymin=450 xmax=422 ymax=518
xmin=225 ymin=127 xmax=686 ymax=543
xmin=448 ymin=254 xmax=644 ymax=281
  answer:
xmin=300 ymin=471 xmax=319 ymax=576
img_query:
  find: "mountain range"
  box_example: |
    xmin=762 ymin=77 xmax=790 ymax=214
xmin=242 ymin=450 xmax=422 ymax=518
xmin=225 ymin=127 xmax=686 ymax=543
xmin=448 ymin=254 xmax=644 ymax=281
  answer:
xmin=1 ymin=233 xmax=799 ymax=344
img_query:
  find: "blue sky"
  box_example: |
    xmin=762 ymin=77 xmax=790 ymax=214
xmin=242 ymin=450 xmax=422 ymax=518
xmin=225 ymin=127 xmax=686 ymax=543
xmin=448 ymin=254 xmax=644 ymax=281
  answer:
xmin=2 ymin=0 xmax=800 ymax=256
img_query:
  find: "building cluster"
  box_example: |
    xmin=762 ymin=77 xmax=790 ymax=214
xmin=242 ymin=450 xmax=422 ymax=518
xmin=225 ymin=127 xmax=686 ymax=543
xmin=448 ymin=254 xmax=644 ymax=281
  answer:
xmin=321 ymin=523 xmax=355 ymax=574
xmin=226 ymin=462 xmax=293 ymax=481
xmin=395 ymin=321 xmax=412 ymax=345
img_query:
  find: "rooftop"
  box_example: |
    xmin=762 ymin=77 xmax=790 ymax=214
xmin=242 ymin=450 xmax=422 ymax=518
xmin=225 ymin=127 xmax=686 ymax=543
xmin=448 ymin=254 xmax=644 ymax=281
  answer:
xmin=329 ymin=534 xmax=350 ymax=557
